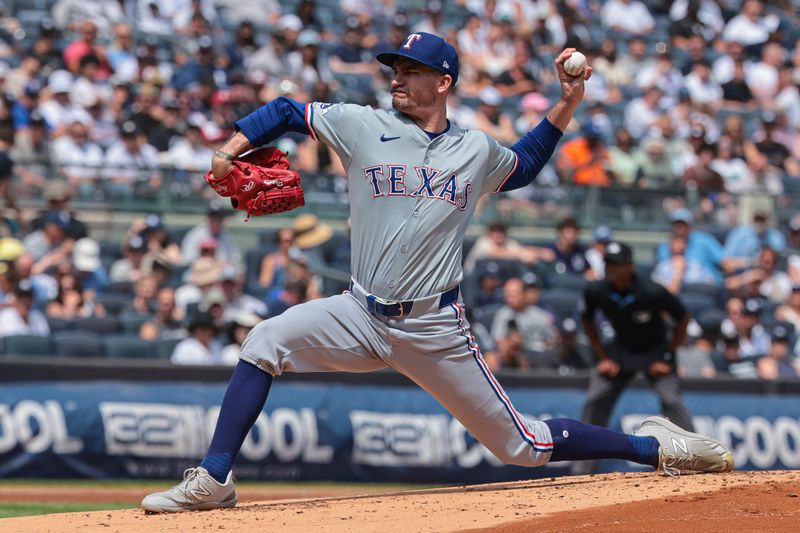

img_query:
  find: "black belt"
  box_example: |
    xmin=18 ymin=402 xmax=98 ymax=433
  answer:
xmin=360 ymin=285 xmax=460 ymax=319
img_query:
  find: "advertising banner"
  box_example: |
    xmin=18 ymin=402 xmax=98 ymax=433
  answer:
xmin=1 ymin=381 xmax=798 ymax=482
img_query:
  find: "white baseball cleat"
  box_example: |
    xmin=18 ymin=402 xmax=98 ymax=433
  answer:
xmin=634 ymin=416 xmax=734 ymax=476
xmin=141 ymin=467 xmax=237 ymax=513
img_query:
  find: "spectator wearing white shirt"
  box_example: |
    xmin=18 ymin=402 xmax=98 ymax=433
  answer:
xmin=0 ymin=280 xmax=50 ymax=337
xmin=624 ymin=86 xmax=663 ymax=140
xmin=286 ymin=30 xmax=334 ymax=93
xmin=221 ymin=312 xmax=261 ymax=364
xmin=166 ymin=124 xmax=213 ymax=174
xmin=175 ymin=256 xmax=222 ymax=319
xmin=69 ymin=54 xmax=112 ymax=114
xmin=635 ymin=51 xmax=685 ymax=102
xmin=102 ymin=120 xmax=160 ymax=195
xmin=712 ymin=136 xmax=755 ymax=193
xmin=601 ymin=0 xmax=654 ymax=35
xmin=37 ymin=70 xmax=92 ymax=137
xmin=746 ymin=42 xmax=784 ymax=105
xmin=684 ymin=59 xmax=723 ymax=106
xmin=721 ymin=0 xmax=779 ymax=47
xmin=137 ymin=0 xmax=175 ymax=36
xmin=170 ymin=311 xmax=228 ymax=365
xmin=181 ymin=200 xmax=242 ymax=269
xmin=52 ymin=121 xmax=103 ymax=192
xmin=712 ymin=41 xmax=749 ymax=85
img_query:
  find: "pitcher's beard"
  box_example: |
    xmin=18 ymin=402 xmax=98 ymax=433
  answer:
xmin=391 ymin=95 xmax=411 ymax=112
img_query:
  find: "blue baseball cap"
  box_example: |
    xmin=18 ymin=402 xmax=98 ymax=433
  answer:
xmin=594 ymin=225 xmax=613 ymax=242
xmin=670 ymin=207 xmax=694 ymax=224
xmin=377 ymin=32 xmax=459 ymax=83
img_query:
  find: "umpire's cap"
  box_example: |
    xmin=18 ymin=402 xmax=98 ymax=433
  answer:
xmin=377 ymin=32 xmax=459 ymax=83
xmin=603 ymin=241 xmax=633 ymax=264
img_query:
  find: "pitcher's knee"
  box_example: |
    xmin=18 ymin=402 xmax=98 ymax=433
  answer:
xmin=488 ymin=445 xmax=550 ymax=467
xmin=239 ymin=319 xmax=285 ymax=375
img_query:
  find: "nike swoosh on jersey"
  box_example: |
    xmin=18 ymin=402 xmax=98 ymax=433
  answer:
xmin=380 ymin=134 xmax=401 ymax=142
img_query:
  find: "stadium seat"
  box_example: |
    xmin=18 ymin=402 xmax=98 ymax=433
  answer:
xmin=99 ymin=240 xmax=123 ymax=269
xmin=51 ymin=330 xmax=105 ymax=358
xmin=119 ymin=313 xmax=151 ymax=334
xmin=168 ymin=226 xmax=192 ymax=246
xmin=472 ymin=302 xmax=504 ymax=332
xmin=72 ymin=316 xmax=122 ymax=334
xmin=1 ymin=335 xmax=52 ymax=357
xmin=106 ymin=281 xmax=134 ymax=295
xmin=96 ymin=293 xmax=133 ymax=316
xmin=546 ymin=273 xmax=588 ymax=291
xmin=104 ymin=334 xmax=155 ymax=359
xmin=244 ymin=249 xmax=270 ymax=296
xmin=166 ymin=264 xmax=190 ymax=288
xmin=473 ymin=258 xmax=523 ymax=282
xmin=679 ymin=292 xmax=717 ymax=319
xmin=46 ymin=315 xmax=71 ymax=333
xmin=539 ymin=289 xmax=582 ymax=320
xmin=154 ymin=338 xmax=182 ymax=360
xmin=681 ymin=283 xmax=726 ymax=309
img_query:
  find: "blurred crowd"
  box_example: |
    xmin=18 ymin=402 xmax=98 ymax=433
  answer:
xmin=0 ymin=189 xmax=337 ymax=363
xmin=462 ymin=211 xmax=800 ymax=380
xmin=0 ymin=0 xmax=798 ymax=377
xmin=0 ymin=0 xmax=795 ymax=205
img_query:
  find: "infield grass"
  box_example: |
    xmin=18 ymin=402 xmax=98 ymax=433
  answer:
xmin=0 ymin=502 xmax=137 ymax=518
xmin=0 ymin=479 xmax=439 ymax=518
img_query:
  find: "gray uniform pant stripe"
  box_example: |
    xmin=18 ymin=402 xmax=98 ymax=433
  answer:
xmin=239 ymin=293 xmax=553 ymax=467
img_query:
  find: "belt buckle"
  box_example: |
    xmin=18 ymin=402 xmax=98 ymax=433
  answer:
xmin=368 ymin=294 xmax=404 ymax=319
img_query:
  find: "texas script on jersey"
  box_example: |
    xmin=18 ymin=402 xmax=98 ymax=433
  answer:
xmin=362 ymin=164 xmax=472 ymax=210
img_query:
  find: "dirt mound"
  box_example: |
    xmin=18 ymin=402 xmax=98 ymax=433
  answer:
xmin=3 ymin=471 xmax=798 ymax=532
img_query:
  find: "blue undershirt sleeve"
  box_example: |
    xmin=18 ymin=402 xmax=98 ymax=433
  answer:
xmin=501 ymin=118 xmax=563 ymax=192
xmin=234 ymin=96 xmax=311 ymax=146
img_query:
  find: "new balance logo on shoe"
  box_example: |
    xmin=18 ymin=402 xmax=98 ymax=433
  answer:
xmin=190 ymin=484 xmax=212 ymax=499
xmin=671 ymin=437 xmax=688 ymax=454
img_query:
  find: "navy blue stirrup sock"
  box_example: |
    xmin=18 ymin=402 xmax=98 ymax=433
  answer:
xmin=201 ymin=361 xmax=273 ymax=483
xmin=544 ymin=418 xmax=659 ymax=466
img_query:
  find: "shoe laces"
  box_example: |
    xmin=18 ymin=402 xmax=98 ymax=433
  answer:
xmin=175 ymin=467 xmax=206 ymax=496
xmin=661 ymin=451 xmax=701 ymax=477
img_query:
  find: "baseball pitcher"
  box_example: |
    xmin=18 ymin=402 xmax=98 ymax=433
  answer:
xmin=142 ymin=33 xmax=732 ymax=513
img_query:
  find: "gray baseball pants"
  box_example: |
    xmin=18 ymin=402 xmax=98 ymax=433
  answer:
xmin=240 ymin=283 xmax=553 ymax=467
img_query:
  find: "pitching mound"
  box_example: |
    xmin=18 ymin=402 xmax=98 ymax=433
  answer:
xmin=4 ymin=471 xmax=799 ymax=532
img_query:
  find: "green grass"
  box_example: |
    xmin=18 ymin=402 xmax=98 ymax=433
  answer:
xmin=0 ymin=479 xmax=443 ymax=519
xmin=0 ymin=502 xmax=136 ymax=519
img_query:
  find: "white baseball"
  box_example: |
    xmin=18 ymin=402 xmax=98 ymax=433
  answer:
xmin=563 ymin=51 xmax=587 ymax=76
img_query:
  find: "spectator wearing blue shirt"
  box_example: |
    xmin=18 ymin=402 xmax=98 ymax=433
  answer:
xmin=656 ymin=208 xmax=731 ymax=283
xmin=723 ymin=212 xmax=786 ymax=263
xmin=172 ymin=36 xmax=218 ymax=92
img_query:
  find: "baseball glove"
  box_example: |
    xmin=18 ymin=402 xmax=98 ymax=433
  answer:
xmin=204 ymin=147 xmax=304 ymax=221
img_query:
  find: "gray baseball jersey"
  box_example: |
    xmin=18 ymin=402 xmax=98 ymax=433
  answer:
xmin=306 ymin=103 xmax=518 ymax=300
xmin=242 ymin=102 xmax=554 ymax=469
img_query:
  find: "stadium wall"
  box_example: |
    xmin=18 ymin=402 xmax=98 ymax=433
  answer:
xmin=1 ymin=359 xmax=798 ymax=483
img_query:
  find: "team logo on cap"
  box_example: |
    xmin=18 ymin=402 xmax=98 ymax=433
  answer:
xmin=443 ymin=60 xmax=449 ymax=69
xmin=607 ymin=242 xmax=621 ymax=254
xmin=403 ymin=33 xmax=423 ymax=49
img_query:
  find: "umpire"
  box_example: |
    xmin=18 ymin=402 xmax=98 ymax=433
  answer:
xmin=578 ymin=241 xmax=694 ymax=435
